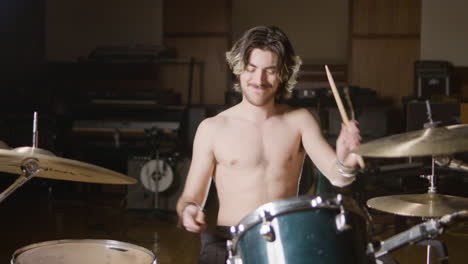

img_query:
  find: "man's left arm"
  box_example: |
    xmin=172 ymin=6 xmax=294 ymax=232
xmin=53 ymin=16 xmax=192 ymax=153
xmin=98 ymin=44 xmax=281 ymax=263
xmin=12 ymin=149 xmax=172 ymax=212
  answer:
xmin=297 ymin=108 xmax=361 ymax=187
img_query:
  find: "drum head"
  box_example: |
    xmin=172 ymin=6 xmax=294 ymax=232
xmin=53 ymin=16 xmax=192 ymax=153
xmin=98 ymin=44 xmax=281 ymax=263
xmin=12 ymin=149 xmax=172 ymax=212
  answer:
xmin=12 ymin=239 xmax=155 ymax=264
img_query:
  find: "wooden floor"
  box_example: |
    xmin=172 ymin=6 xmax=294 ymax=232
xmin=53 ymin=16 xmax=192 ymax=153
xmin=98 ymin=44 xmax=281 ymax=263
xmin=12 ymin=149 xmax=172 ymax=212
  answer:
xmin=0 ymin=180 xmax=466 ymax=264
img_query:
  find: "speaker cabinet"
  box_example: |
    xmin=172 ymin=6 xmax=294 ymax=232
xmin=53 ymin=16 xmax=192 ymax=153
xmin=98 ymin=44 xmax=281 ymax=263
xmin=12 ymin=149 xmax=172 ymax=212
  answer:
xmin=405 ymin=101 xmax=460 ymax=131
xmin=126 ymin=156 xmax=189 ymax=211
xmin=328 ymin=106 xmax=389 ymax=140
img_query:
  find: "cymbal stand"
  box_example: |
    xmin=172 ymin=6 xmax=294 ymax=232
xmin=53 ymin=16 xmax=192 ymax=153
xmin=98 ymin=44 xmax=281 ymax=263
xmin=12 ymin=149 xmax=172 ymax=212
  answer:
xmin=0 ymin=158 xmax=41 ymax=203
xmin=151 ymin=148 xmax=160 ymax=209
xmin=420 ymin=102 xmax=447 ymax=264
xmin=372 ymin=211 xmax=468 ymax=264
xmin=426 ymin=210 xmax=468 ymax=264
xmin=0 ymin=112 xmax=42 ymax=204
xmin=417 ymin=239 xmax=449 ymax=264
xmin=420 ymin=157 xmax=438 ymax=194
xmin=417 ymin=157 xmax=448 ymax=264
xmin=145 ymin=127 xmax=161 ymax=211
xmin=421 ymin=100 xmax=447 ymax=264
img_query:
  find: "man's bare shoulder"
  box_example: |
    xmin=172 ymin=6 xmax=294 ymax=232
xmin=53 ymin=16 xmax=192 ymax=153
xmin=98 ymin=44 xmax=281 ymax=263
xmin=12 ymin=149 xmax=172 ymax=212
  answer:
xmin=211 ymin=104 xmax=243 ymax=121
xmin=275 ymin=105 xmax=320 ymax=133
xmin=197 ymin=107 xmax=234 ymax=131
xmin=277 ymin=104 xmax=315 ymax=120
xmin=198 ymin=115 xmax=223 ymax=131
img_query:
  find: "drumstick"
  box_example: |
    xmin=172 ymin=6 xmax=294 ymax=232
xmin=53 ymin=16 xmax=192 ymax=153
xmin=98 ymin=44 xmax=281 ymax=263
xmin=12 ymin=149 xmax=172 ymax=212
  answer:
xmin=325 ymin=65 xmax=365 ymax=169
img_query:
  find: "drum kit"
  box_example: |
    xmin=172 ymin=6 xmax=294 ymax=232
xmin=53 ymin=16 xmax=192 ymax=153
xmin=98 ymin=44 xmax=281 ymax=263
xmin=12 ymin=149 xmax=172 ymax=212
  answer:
xmin=0 ymin=113 xmax=157 ymax=264
xmin=1 ymin=107 xmax=468 ymax=264
xmin=226 ymin=123 xmax=468 ymax=263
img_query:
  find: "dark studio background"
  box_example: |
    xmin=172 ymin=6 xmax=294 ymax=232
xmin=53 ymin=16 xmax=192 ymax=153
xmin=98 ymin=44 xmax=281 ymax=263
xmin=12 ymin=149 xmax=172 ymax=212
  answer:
xmin=0 ymin=0 xmax=467 ymax=263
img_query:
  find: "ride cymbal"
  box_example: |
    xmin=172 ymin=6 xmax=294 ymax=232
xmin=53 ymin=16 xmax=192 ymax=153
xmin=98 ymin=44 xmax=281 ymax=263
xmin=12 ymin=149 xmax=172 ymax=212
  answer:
xmin=0 ymin=147 xmax=136 ymax=184
xmin=367 ymin=193 xmax=468 ymax=217
xmin=353 ymin=124 xmax=468 ymax=158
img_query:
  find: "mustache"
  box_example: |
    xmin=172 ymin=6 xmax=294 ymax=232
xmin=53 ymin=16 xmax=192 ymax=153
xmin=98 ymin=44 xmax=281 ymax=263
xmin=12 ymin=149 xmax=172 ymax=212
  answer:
xmin=247 ymin=83 xmax=272 ymax=89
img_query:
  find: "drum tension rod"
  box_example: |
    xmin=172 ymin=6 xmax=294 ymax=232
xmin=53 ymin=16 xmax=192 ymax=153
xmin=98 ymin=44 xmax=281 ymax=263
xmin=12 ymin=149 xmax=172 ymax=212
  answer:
xmin=259 ymin=209 xmax=276 ymax=242
xmin=335 ymin=194 xmax=351 ymax=232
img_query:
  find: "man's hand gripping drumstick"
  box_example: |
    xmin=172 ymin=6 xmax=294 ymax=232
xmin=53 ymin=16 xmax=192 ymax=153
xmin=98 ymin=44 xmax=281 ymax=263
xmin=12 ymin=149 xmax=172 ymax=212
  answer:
xmin=180 ymin=202 xmax=207 ymax=233
xmin=325 ymin=65 xmax=365 ymax=169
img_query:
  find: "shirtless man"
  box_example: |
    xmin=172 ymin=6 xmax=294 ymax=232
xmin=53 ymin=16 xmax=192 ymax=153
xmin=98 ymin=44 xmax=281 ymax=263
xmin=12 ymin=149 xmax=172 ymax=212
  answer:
xmin=176 ymin=26 xmax=361 ymax=264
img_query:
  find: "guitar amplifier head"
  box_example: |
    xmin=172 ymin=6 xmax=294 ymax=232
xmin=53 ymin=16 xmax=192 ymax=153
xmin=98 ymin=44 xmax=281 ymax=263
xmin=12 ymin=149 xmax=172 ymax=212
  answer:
xmin=415 ymin=60 xmax=454 ymax=99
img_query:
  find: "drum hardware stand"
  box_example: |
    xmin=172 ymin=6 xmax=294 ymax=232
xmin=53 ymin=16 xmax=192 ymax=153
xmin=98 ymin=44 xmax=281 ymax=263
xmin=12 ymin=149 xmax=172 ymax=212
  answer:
xmin=419 ymin=157 xmax=438 ymax=194
xmin=143 ymin=127 xmax=161 ymax=214
xmin=139 ymin=127 xmax=172 ymax=219
xmin=0 ymin=158 xmax=42 ymax=203
xmin=417 ymin=239 xmax=448 ymax=264
xmin=419 ymin=101 xmax=442 ymax=195
xmin=418 ymin=158 xmax=448 ymax=264
xmin=372 ymin=218 xmax=443 ymax=259
xmin=226 ymin=239 xmax=242 ymax=264
xmin=0 ymin=112 xmax=42 ymax=204
xmin=372 ymin=210 xmax=468 ymax=264
xmin=151 ymin=149 xmax=161 ymax=209
xmin=419 ymin=101 xmax=447 ymax=264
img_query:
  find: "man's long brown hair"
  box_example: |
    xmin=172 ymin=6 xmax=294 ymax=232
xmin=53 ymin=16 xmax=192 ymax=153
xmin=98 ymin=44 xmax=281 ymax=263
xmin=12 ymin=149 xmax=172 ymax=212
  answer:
xmin=226 ymin=26 xmax=302 ymax=101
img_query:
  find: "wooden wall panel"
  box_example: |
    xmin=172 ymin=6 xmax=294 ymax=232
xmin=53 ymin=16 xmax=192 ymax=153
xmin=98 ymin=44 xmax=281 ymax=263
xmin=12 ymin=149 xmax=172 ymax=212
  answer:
xmin=350 ymin=39 xmax=420 ymax=106
xmin=350 ymin=0 xmax=421 ymax=108
xmin=352 ymin=0 xmax=421 ymax=35
xmin=163 ymin=37 xmax=229 ymax=105
xmin=164 ymin=0 xmax=230 ymax=33
xmin=163 ymin=0 xmax=230 ymax=105
xmin=232 ymin=0 xmax=349 ymax=63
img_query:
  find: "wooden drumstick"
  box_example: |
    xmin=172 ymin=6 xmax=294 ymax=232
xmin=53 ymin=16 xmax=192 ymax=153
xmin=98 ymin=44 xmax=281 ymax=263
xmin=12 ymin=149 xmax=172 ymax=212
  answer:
xmin=325 ymin=65 xmax=365 ymax=169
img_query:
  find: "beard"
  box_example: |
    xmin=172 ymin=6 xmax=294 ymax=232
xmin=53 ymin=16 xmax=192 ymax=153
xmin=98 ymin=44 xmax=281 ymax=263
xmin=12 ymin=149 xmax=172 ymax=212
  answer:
xmin=242 ymin=84 xmax=277 ymax=106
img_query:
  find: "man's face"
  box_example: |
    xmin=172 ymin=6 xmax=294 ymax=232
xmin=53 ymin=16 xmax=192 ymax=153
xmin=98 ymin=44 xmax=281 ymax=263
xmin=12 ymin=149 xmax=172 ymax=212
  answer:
xmin=239 ymin=48 xmax=281 ymax=106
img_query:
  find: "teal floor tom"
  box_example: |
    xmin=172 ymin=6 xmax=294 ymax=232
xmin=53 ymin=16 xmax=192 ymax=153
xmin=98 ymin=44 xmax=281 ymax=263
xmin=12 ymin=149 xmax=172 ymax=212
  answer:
xmin=227 ymin=194 xmax=373 ymax=264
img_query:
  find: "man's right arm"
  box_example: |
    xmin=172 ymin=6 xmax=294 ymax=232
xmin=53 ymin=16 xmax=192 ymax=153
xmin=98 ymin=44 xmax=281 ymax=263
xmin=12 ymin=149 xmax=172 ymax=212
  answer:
xmin=176 ymin=118 xmax=217 ymax=232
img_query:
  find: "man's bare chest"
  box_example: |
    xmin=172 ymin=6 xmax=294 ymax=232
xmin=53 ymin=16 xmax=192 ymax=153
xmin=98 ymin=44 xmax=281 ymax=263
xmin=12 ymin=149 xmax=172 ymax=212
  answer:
xmin=213 ymin=121 xmax=302 ymax=167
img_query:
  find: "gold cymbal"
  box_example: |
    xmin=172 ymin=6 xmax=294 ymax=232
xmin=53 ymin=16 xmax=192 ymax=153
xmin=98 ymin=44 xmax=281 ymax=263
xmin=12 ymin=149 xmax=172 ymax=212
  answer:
xmin=367 ymin=193 xmax=468 ymax=217
xmin=353 ymin=124 xmax=468 ymax=157
xmin=0 ymin=147 xmax=136 ymax=184
xmin=0 ymin=141 xmax=10 ymax=150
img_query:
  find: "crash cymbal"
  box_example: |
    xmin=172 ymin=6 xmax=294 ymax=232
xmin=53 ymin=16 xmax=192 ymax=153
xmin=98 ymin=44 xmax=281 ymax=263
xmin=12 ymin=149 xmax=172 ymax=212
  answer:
xmin=0 ymin=147 xmax=136 ymax=184
xmin=353 ymin=124 xmax=468 ymax=157
xmin=0 ymin=141 xmax=10 ymax=149
xmin=367 ymin=193 xmax=468 ymax=217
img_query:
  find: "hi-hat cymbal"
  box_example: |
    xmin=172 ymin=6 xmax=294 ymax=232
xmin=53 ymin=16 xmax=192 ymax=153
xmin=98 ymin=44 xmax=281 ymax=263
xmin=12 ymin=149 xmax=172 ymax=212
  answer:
xmin=367 ymin=193 xmax=468 ymax=217
xmin=0 ymin=147 xmax=136 ymax=184
xmin=353 ymin=124 xmax=468 ymax=158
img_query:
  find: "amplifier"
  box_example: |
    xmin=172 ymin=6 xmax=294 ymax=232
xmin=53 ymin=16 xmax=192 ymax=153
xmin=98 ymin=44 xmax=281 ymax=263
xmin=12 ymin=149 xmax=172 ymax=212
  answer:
xmin=406 ymin=101 xmax=460 ymax=131
xmin=415 ymin=60 xmax=453 ymax=99
xmin=126 ymin=156 xmax=189 ymax=211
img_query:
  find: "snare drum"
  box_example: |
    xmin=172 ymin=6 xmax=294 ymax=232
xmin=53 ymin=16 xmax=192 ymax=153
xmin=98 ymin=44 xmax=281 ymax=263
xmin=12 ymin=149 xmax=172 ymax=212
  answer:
xmin=227 ymin=194 xmax=373 ymax=264
xmin=11 ymin=239 xmax=156 ymax=264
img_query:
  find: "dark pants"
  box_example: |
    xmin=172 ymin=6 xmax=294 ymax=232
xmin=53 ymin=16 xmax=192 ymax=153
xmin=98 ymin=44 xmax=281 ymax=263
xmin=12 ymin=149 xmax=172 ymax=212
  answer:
xmin=198 ymin=226 xmax=231 ymax=264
